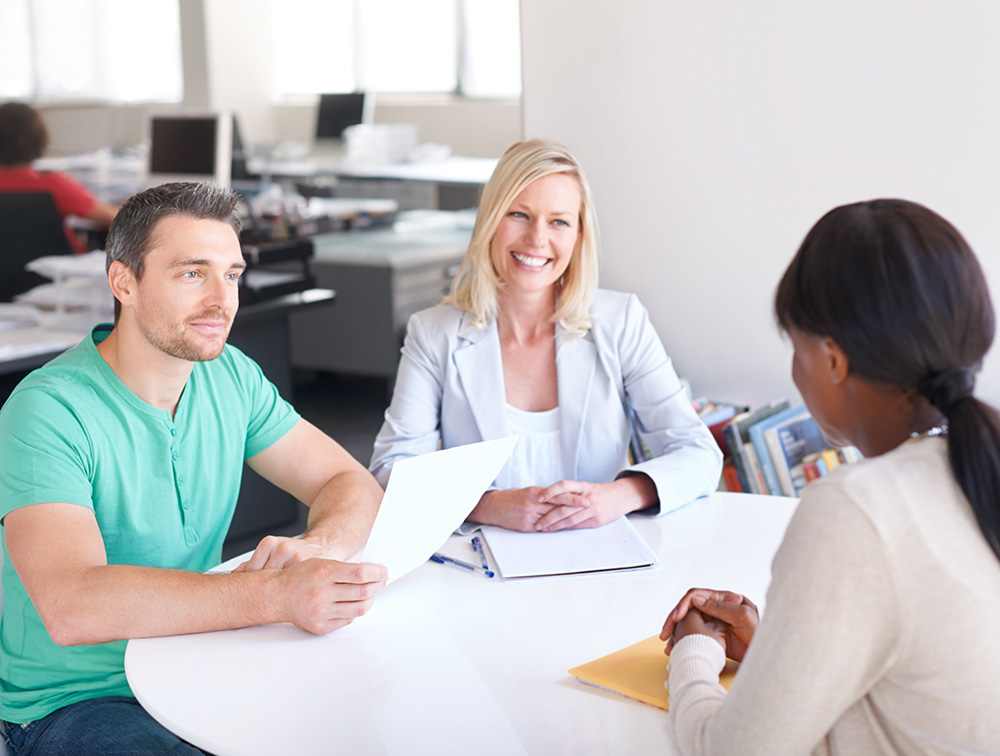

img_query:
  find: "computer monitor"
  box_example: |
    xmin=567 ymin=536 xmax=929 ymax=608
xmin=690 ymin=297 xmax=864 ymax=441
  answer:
xmin=315 ymin=93 xmax=373 ymax=142
xmin=144 ymin=111 xmax=233 ymax=188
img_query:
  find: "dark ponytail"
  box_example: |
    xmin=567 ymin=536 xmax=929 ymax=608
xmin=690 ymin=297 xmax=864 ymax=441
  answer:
xmin=775 ymin=199 xmax=1000 ymax=562
xmin=920 ymin=375 xmax=1000 ymax=560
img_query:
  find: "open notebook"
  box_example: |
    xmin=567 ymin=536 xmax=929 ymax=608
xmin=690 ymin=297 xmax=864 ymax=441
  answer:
xmin=478 ymin=515 xmax=657 ymax=579
xmin=569 ymin=634 xmax=739 ymax=710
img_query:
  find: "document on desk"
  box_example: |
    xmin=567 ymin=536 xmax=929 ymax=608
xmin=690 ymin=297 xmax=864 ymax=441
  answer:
xmin=479 ymin=516 xmax=657 ymax=579
xmin=360 ymin=436 xmax=517 ymax=583
xmin=568 ymin=634 xmax=739 ymax=711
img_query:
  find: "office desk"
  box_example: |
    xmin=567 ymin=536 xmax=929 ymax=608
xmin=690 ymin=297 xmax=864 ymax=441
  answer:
xmin=334 ymin=157 xmax=495 ymax=211
xmin=287 ymin=222 xmax=471 ymax=379
xmin=0 ymin=323 xmax=85 ymax=377
xmin=125 ymin=492 xmax=797 ymax=756
xmin=262 ymin=156 xmax=497 ymax=211
xmin=331 ymin=156 xmax=497 ymax=184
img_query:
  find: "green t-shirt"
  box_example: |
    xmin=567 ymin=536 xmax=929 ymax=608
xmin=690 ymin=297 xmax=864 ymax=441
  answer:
xmin=0 ymin=325 xmax=300 ymax=723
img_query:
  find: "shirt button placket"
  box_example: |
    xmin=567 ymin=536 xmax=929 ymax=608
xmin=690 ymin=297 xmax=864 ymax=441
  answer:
xmin=169 ymin=423 xmax=197 ymax=544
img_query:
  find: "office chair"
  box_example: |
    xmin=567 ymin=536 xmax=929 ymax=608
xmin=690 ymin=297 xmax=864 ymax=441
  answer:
xmin=0 ymin=192 xmax=74 ymax=302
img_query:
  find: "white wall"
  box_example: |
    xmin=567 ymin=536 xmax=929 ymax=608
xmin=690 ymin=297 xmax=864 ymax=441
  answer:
xmin=272 ymin=97 xmax=521 ymax=159
xmin=200 ymin=0 xmax=521 ymax=154
xmin=37 ymin=0 xmax=521 ymax=160
xmin=202 ymin=0 xmax=276 ymax=140
xmin=521 ymin=0 xmax=1000 ymax=409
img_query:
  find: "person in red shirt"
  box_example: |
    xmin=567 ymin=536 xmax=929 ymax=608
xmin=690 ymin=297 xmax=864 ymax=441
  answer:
xmin=0 ymin=102 xmax=118 ymax=253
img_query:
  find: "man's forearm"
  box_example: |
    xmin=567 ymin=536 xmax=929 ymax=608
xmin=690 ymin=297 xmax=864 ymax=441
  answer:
xmin=39 ymin=555 xmax=385 ymax=645
xmin=41 ymin=565 xmax=284 ymax=646
xmin=302 ymin=469 xmax=383 ymax=560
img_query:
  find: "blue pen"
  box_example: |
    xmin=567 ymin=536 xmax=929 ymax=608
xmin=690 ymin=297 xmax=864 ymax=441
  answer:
xmin=430 ymin=552 xmax=495 ymax=578
xmin=471 ymin=535 xmax=490 ymax=571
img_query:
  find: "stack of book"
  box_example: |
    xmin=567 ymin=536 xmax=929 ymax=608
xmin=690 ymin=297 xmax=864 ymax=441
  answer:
xmin=632 ymin=396 xmax=858 ymax=497
xmin=720 ymin=400 xmax=862 ymax=496
xmin=692 ymin=398 xmax=749 ymax=492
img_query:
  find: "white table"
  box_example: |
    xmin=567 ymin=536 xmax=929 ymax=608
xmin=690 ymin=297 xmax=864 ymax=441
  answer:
xmin=256 ymin=156 xmax=497 ymax=185
xmin=332 ymin=156 xmax=498 ymax=185
xmin=125 ymin=492 xmax=797 ymax=756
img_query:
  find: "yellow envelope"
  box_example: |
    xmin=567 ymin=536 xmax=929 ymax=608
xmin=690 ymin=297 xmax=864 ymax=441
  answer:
xmin=568 ymin=634 xmax=739 ymax=710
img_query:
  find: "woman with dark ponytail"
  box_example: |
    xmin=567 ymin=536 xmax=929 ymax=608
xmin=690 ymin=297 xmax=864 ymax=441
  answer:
xmin=659 ymin=199 xmax=1000 ymax=755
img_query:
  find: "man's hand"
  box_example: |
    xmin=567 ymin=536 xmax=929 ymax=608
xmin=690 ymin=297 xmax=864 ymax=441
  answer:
xmin=660 ymin=587 xmax=759 ymax=661
xmin=233 ymin=535 xmax=332 ymax=572
xmin=276 ymin=559 xmax=387 ymax=634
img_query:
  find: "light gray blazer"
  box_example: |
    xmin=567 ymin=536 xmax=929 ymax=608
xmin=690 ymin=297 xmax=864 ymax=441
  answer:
xmin=369 ymin=289 xmax=722 ymax=515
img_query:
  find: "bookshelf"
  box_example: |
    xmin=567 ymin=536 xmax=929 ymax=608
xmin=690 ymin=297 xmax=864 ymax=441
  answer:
xmin=699 ymin=399 xmax=862 ymax=497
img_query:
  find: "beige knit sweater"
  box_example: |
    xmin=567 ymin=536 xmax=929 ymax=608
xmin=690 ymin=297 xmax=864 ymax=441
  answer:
xmin=669 ymin=436 xmax=1000 ymax=755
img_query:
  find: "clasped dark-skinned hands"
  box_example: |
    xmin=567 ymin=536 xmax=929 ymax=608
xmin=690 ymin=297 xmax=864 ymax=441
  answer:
xmin=660 ymin=588 xmax=760 ymax=661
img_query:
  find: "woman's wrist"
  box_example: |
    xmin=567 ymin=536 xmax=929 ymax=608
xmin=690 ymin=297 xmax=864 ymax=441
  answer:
xmin=468 ymin=490 xmax=499 ymax=525
xmin=613 ymin=473 xmax=659 ymax=512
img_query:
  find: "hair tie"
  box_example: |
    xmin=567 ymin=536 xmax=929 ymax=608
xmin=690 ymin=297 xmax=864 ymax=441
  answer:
xmin=918 ymin=367 xmax=975 ymax=415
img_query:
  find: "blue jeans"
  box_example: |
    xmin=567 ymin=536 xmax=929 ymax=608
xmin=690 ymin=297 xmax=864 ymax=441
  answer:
xmin=1 ymin=695 xmax=209 ymax=755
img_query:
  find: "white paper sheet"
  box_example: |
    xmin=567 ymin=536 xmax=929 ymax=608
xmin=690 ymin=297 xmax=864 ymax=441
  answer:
xmin=360 ymin=436 xmax=517 ymax=582
xmin=479 ymin=516 xmax=657 ymax=579
xmin=207 ymin=438 xmax=516 ymax=580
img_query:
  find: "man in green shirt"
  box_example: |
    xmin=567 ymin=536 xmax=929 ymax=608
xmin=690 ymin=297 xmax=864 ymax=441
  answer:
xmin=0 ymin=182 xmax=387 ymax=755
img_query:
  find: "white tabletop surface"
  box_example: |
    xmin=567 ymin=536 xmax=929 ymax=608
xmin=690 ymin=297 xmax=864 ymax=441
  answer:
xmin=332 ymin=156 xmax=498 ymax=184
xmin=0 ymin=303 xmax=90 ymax=369
xmin=125 ymin=492 xmax=797 ymax=756
xmin=309 ymin=220 xmax=471 ymax=269
xmin=257 ymin=155 xmax=497 ymax=185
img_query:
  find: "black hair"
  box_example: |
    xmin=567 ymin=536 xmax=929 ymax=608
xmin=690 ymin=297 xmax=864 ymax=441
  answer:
xmin=105 ymin=182 xmax=241 ymax=321
xmin=0 ymin=102 xmax=49 ymax=166
xmin=775 ymin=199 xmax=1000 ymax=562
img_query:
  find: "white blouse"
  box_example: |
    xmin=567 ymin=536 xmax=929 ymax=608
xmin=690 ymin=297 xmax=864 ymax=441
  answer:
xmin=493 ymin=404 xmax=566 ymax=489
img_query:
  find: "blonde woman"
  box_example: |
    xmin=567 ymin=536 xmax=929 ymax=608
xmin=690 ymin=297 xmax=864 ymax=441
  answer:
xmin=369 ymin=139 xmax=721 ymax=532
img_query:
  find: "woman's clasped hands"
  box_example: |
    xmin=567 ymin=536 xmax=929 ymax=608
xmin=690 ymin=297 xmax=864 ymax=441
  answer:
xmin=660 ymin=588 xmax=760 ymax=662
xmin=472 ymin=475 xmax=657 ymax=533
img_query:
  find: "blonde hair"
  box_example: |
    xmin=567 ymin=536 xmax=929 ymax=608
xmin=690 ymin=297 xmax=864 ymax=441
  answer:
xmin=444 ymin=139 xmax=599 ymax=337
